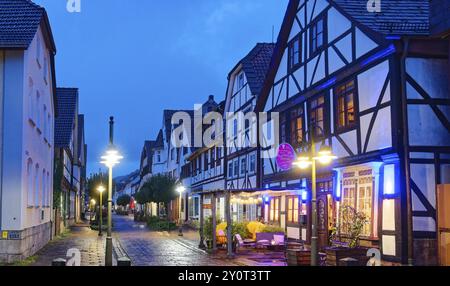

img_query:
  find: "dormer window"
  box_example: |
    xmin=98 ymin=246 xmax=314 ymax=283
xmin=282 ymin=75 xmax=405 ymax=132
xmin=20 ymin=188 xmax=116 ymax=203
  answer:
xmin=288 ymin=34 xmax=301 ymax=71
xmin=310 ymin=15 xmax=326 ymax=56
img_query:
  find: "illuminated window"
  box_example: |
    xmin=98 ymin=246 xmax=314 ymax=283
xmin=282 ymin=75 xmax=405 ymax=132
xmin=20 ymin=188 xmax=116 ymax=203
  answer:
xmin=269 ymin=197 xmax=280 ymax=222
xmin=287 ymin=196 xmax=299 ymax=223
xmin=290 ymin=106 xmax=304 ymax=148
xmin=335 ymin=80 xmax=356 ymax=130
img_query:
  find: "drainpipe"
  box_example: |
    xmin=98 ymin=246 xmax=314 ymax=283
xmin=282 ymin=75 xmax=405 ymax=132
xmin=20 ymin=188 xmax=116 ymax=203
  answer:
xmin=0 ymin=51 xmax=4 ymax=231
xmin=400 ymin=38 xmax=414 ymax=265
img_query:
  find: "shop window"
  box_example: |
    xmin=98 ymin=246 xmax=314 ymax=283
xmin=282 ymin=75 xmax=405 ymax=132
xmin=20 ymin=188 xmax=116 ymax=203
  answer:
xmin=335 ymin=80 xmax=357 ymax=131
xmin=341 ymin=176 xmax=374 ymax=237
xmin=269 ymin=197 xmax=280 ymax=223
xmin=287 ymin=196 xmax=299 ymax=223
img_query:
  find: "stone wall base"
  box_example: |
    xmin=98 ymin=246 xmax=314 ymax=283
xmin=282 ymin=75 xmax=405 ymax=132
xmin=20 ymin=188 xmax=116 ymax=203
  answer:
xmin=0 ymin=222 xmax=52 ymax=263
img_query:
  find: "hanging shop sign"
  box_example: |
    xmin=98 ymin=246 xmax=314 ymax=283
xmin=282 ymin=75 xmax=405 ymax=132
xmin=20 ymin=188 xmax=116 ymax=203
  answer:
xmin=276 ymin=143 xmax=296 ymax=171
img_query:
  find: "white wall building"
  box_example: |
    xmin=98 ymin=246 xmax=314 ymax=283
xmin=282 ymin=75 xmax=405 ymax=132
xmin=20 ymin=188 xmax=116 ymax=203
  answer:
xmin=0 ymin=0 xmax=57 ymax=263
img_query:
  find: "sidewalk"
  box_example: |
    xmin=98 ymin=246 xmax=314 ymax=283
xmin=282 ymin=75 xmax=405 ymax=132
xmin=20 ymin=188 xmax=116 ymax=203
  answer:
xmin=31 ymin=223 xmax=120 ymax=266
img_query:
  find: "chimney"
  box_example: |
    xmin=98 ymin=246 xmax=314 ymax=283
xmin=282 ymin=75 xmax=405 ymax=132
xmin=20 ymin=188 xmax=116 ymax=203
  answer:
xmin=430 ymin=0 xmax=450 ymax=37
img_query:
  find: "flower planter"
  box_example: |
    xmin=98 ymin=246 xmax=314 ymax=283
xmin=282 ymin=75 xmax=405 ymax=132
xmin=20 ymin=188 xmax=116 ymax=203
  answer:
xmin=325 ymin=247 xmax=369 ymax=266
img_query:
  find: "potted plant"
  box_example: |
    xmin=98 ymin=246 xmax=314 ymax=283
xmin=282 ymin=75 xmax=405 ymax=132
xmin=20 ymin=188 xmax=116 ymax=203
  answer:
xmin=325 ymin=205 xmax=370 ymax=266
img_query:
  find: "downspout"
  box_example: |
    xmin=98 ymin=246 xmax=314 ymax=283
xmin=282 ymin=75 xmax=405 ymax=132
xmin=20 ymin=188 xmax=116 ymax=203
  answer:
xmin=400 ymin=38 xmax=414 ymax=265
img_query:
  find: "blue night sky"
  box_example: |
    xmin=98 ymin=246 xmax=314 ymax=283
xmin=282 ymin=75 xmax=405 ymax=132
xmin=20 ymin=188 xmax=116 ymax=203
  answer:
xmin=34 ymin=0 xmax=288 ymax=177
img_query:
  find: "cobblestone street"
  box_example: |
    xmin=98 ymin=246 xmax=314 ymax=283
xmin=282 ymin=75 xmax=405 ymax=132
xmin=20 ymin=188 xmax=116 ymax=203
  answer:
xmin=30 ymin=214 xmax=286 ymax=266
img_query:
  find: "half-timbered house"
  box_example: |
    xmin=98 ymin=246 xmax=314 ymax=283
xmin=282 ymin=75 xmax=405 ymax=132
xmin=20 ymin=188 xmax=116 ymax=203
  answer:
xmin=255 ymin=0 xmax=449 ymax=265
xmin=223 ymin=43 xmax=275 ymax=222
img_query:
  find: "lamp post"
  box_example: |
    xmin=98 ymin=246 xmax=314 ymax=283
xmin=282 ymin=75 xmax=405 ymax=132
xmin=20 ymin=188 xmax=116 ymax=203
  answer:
xmin=293 ymin=126 xmax=337 ymax=266
xmin=97 ymin=185 xmax=106 ymax=236
xmin=176 ymin=185 xmax=186 ymax=236
xmin=100 ymin=117 xmax=123 ymax=267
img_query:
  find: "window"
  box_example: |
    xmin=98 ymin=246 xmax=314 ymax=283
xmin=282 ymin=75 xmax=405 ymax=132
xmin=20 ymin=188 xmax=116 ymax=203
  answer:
xmin=42 ymin=170 xmax=46 ymax=207
xmin=28 ymin=78 xmax=34 ymax=123
xmin=36 ymin=91 xmax=41 ymax=130
xmin=210 ymin=148 xmax=215 ymax=168
xmin=43 ymin=105 xmax=47 ymax=139
xmin=27 ymin=159 xmax=33 ymax=207
xmin=216 ymin=147 xmax=221 ymax=167
xmin=34 ymin=164 xmax=40 ymax=207
xmin=157 ymin=151 xmax=161 ymax=163
xmin=290 ymin=106 xmax=304 ymax=148
xmin=170 ymin=148 xmax=175 ymax=160
xmin=43 ymin=57 xmax=48 ymax=84
xmin=249 ymin=154 xmax=256 ymax=173
xmin=36 ymin=34 xmax=41 ymax=66
xmin=47 ymin=113 xmax=51 ymax=142
xmin=287 ymin=196 xmax=299 ymax=223
xmin=288 ymin=34 xmax=301 ymax=71
xmin=310 ymin=16 xmax=326 ymax=56
xmin=342 ymin=176 xmax=373 ymax=237
xmin=204 ymin=153 xmax=208 ymax=171
xmin=47 ymin=172 xmax=50 ymax=207
xmin=240 ymin=157 xmax=246 ymax=176
xmin=238 ymin=73 xmax=245 ymax=90
xmin=280 ymin=113 xmax=287 ymax=143
xmin=335 ymin=80 xmax=356 ymax=130
xmin=233 ymin=160 xmax=239 ymax=178
xmin=233 ymin=119 xmax=238 ymax=139
xmin=228 ymin=162 xmax=233 ymax=178
xmin=269 ymin=197 xmax=280 ymax=222
xmin=309 ymin=95 xmax=326 ymax=138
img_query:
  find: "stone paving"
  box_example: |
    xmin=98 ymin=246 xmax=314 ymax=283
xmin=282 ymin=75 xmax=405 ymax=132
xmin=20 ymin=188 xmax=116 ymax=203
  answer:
xmin=31 ymin=224 xmax=106 ymax=266
xmin=30 ymin=215 xmax=287 ymax=266
xmin=114 ymin=215 xmax=286 ymax=266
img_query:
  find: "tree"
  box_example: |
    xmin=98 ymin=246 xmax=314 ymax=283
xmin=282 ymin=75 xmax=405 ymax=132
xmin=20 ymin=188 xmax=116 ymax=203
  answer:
xmin=137 ymin=174 xmax=177 ymax=219
xmin=87 ymin=171 xmax=109 ymax=206
xmin=117 ymin=194 xmax=131 ymax=207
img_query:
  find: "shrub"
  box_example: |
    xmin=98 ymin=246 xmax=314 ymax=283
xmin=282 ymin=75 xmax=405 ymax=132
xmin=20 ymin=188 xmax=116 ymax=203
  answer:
xmin=261 ymin=225 xmax=285 ymax=234
xmin=247 ymin=221 xmax=266 ymax=240
xmin=232 ymin=221 xmax=251 ymax=239
xmin=146 ymin=216 xmax=176 ymax=231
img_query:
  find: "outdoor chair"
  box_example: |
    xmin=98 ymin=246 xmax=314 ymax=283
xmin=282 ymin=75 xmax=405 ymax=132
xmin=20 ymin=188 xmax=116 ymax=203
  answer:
xmin=235 ymin=234 xmax=256 ymax=250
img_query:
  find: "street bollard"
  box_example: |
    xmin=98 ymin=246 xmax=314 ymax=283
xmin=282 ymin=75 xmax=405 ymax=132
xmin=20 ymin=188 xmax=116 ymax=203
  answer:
xmin=117 ymin=257 xmax=131 ymax=266
xmin=52 ymin=258 xmax=67 ymax=266
xmin=339 ymin=257 xmax=359 ymax=266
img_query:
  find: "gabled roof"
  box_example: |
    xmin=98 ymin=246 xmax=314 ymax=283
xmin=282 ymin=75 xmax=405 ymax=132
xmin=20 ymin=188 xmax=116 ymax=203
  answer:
xmin=230 ymin=43 xmax=275 ymax=97
xmin=332 ymin=0 xmax=430 ymax=36
xmin=77 ymin=114 xmax=85 ymax=158
xmin=154 ymin=129 xmax=164 ymax=148
xmin=55 ymin=88 xmax=78 ymax=148
xmin=0 ymin=0 xmax=56 ymax=51
xmin=163 ymin=109 xmax=194 ymax=143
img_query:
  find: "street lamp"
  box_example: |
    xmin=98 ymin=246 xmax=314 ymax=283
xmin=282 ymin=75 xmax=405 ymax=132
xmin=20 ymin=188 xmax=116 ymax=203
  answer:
xmin=176 ymin=185 xmax=186 ymax=237
xmin=100 ymin=117 xmax=123 ymax=267
xmin=292 ymin=126 xmax=337 ymax=266
xmin=97 ymin=185 xmax=106 ymax=236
